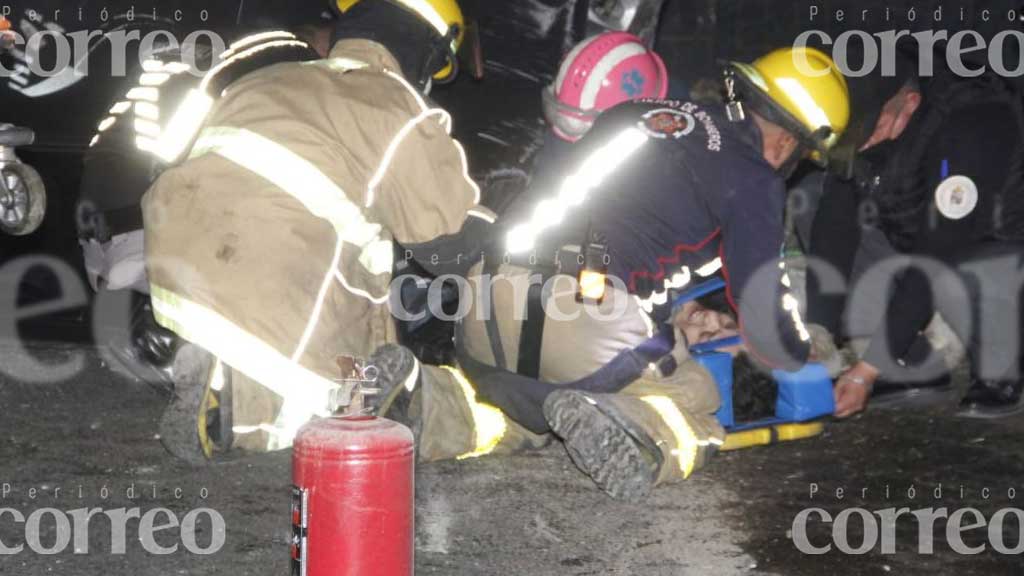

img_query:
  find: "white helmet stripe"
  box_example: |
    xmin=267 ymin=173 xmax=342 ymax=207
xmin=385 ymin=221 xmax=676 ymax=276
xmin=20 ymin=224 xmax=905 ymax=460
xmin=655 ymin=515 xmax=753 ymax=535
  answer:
xmin=392 ymin=0 xmax=449 ymax=38
xmin=774 ymin=77 xmax=832 ymax=131
xmin=579 ymin=42 xmax=647 ymax=110
xmin=554 ymin=34 xmax=602 ymax=93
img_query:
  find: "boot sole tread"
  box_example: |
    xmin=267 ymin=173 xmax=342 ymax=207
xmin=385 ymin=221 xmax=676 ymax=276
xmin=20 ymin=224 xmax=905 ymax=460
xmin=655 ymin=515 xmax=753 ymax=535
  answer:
xmin=546 ymin=391 xmax=655 ymax=502
xmin=368 ymin=344 xmax=415 ymax=414
xmin=158 ymin=345 xmax=213 ymax=465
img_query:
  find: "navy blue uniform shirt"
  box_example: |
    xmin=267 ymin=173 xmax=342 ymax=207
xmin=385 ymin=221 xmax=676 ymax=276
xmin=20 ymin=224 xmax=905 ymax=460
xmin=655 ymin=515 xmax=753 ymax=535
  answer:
xmin=516 ymin=99 xmax=810 ymax=369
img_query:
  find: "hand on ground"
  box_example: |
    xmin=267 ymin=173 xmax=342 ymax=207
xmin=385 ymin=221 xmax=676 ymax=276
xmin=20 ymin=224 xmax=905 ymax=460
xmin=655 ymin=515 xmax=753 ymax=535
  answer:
xmin=834 ymin=361 xmax=879 ymax=418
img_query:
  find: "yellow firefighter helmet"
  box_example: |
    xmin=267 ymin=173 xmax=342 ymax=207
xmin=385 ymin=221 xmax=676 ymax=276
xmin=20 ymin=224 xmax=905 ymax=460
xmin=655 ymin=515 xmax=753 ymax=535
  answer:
xmin=334 ymin=0 xmax=465 ymax=82
xmin=728 ymin=47 xmax=850 ymax=163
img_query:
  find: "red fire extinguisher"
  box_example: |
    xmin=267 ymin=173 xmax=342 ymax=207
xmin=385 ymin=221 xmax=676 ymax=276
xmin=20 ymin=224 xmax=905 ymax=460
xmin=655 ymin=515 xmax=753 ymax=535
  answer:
xmin=292 ymin=416 xmax=414 ymax=576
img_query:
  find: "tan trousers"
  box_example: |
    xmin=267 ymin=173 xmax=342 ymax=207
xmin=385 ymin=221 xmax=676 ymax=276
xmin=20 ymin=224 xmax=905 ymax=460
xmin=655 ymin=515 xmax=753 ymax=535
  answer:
xmin=415 ymin=264 xmax=726 ymax=485
xmin=230 ymin=371 xmax=285 ymax=452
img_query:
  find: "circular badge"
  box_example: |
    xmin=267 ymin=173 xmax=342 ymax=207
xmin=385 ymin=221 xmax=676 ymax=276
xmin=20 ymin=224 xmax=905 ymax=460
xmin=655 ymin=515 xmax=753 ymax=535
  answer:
xmin=934 ymin=175 xmax=978 ymax=220
xmin=638 ymin=108 xmax=695 ymax=140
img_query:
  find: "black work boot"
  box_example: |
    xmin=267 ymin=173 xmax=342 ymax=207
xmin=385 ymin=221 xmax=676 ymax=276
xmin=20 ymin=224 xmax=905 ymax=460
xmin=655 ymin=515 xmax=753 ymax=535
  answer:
xmin=109 ymin=293 xmax=183 ymax=393
xmin=366 ymin=344 xmax=420 ymax=429
xmin=957 ymin=378 xmax=1024 ymax=419
xmin=158 ymin=343 xmax=231 ymax=463
xmin=543 ymin=390 xmax=660 ymax=502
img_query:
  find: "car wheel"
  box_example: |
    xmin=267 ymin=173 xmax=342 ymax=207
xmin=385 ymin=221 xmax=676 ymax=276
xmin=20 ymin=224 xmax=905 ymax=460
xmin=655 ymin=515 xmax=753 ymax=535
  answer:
xmin=0 ymin=161 xmax=46 ymax=236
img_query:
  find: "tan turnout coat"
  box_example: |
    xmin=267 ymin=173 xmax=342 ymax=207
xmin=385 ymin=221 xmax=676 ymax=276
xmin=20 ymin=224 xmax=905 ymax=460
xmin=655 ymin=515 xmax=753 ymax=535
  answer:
xmin=143 ymin=39 xmax=491 ymax=446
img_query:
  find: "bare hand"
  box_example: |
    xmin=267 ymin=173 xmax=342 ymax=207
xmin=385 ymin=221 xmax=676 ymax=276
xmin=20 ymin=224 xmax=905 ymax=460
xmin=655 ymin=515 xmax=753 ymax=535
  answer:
xmin=834 ymin=361 xmax=880 ymax=418
xmin=859 ymin=87 xmax=922 ymax=152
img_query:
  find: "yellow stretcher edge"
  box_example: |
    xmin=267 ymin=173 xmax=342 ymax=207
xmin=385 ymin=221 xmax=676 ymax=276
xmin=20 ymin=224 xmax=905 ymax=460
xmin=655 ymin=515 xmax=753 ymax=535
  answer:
xmin=719 ymin=421 xmax=825 ymax=452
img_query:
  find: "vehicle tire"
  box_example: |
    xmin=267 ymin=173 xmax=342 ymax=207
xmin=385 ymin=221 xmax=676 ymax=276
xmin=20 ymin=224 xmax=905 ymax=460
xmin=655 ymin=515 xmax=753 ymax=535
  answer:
xmin=0 ymin=161 xmax=46 ymax=236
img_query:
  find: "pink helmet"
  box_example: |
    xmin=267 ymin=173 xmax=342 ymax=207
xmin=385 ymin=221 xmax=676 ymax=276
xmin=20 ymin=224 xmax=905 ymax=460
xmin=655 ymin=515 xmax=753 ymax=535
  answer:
xmin=543 ymin=32 xmax=669 ymax=142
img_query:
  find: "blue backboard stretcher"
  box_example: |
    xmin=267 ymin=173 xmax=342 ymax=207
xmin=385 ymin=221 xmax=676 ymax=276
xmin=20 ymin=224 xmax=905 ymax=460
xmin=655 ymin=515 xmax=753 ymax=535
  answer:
xmin=675 ymin=277 xmax=833 ymax=440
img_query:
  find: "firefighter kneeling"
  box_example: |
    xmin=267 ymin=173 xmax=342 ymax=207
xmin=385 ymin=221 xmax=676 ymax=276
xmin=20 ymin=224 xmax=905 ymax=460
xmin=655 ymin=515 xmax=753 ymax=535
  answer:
xmin=369 ymin=47 xmax=850 ymax=500
xmin=142 ymin=0 xmax=491 ymax=460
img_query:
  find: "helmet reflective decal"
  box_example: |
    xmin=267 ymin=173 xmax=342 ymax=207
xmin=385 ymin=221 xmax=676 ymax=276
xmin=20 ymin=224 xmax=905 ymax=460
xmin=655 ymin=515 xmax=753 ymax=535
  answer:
xmin=394 ymin=0 xmax=449 ymax=38
xmin=934 ymin=175 xmax=978 ymax=220
xmin=774 ymin=77 xmax=832 ymax=133
xmin=620 ymin=69 xmax=646 ymax=97
xmin=579 ymin=42 xmax=647 ymax=108
xmin=637 ymin=108 xmax=695 ymax=140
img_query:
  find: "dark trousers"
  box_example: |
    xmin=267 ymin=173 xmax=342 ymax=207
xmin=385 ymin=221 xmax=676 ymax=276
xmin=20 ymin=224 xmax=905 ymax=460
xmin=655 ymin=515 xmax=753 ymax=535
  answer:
xmin=799 ymin=170 xmax=1024 ymax=381
xmin=932 ymin=242 xmax=1024 ymax=381
xmin=794 ymin=172 xmax=897 ymax=340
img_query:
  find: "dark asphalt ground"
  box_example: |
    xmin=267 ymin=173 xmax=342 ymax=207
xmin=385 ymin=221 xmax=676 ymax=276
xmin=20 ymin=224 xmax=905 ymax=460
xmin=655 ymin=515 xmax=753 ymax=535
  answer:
xmin=2 ymin=341 xmax=1023 ymax=575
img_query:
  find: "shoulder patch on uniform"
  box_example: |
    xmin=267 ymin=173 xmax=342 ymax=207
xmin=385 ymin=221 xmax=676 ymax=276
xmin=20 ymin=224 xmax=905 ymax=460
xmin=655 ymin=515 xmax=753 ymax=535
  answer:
xmin=637 ymin=108 xmax=696 ymax=140
xmin=934 ymin=175 xmax=978 ymax=220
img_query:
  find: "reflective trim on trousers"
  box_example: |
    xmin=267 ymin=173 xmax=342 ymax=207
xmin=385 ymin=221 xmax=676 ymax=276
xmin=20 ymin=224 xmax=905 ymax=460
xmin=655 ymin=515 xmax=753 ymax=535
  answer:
xmin=639 ymin=395 xmax=721 ymax=479
xmin=150 ymin=284 xmax=339 ymax=448
xmin=440 ymin=366 xmax=508 ymax=460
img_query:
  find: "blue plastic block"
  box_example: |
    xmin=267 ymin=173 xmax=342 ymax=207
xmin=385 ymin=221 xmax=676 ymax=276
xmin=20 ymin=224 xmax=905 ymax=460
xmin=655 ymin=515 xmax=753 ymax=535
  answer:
xmin=694 ymin=352 xmax=734 ymax=428
xmin=771 ymin=363 xmax=834 ymax=422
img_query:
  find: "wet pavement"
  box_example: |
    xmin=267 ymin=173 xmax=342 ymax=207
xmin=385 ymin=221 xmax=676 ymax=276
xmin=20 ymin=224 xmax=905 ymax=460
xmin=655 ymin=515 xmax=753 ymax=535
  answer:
xmin=2 ymin=341 xmax=1022 ymax=575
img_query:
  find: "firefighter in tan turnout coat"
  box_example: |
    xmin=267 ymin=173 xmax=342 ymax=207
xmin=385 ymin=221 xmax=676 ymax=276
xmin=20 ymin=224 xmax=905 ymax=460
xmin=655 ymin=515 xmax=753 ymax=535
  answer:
xmin=142 ymin=0 xmax=490 ymax=458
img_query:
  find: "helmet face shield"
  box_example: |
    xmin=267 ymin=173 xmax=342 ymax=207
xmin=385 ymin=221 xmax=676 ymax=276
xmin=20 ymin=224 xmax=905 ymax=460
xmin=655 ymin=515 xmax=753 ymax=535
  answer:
xmin=435 ymin=17 xmax=486 ymax=84
xmin=542 ymin=86 xmax=600 ymax=142
xmin=430 ymin=22 xmax=461 ymax=83
xmin=388 ymin=0 xmax=466 ymax=82
xmin=335 ymin=0 xmax=469 ymax=83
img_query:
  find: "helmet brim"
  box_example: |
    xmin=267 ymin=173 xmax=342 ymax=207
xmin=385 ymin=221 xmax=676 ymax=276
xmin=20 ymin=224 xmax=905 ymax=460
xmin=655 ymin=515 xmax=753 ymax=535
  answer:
xmin=725 ymin=61 xmax=833 ymax=166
